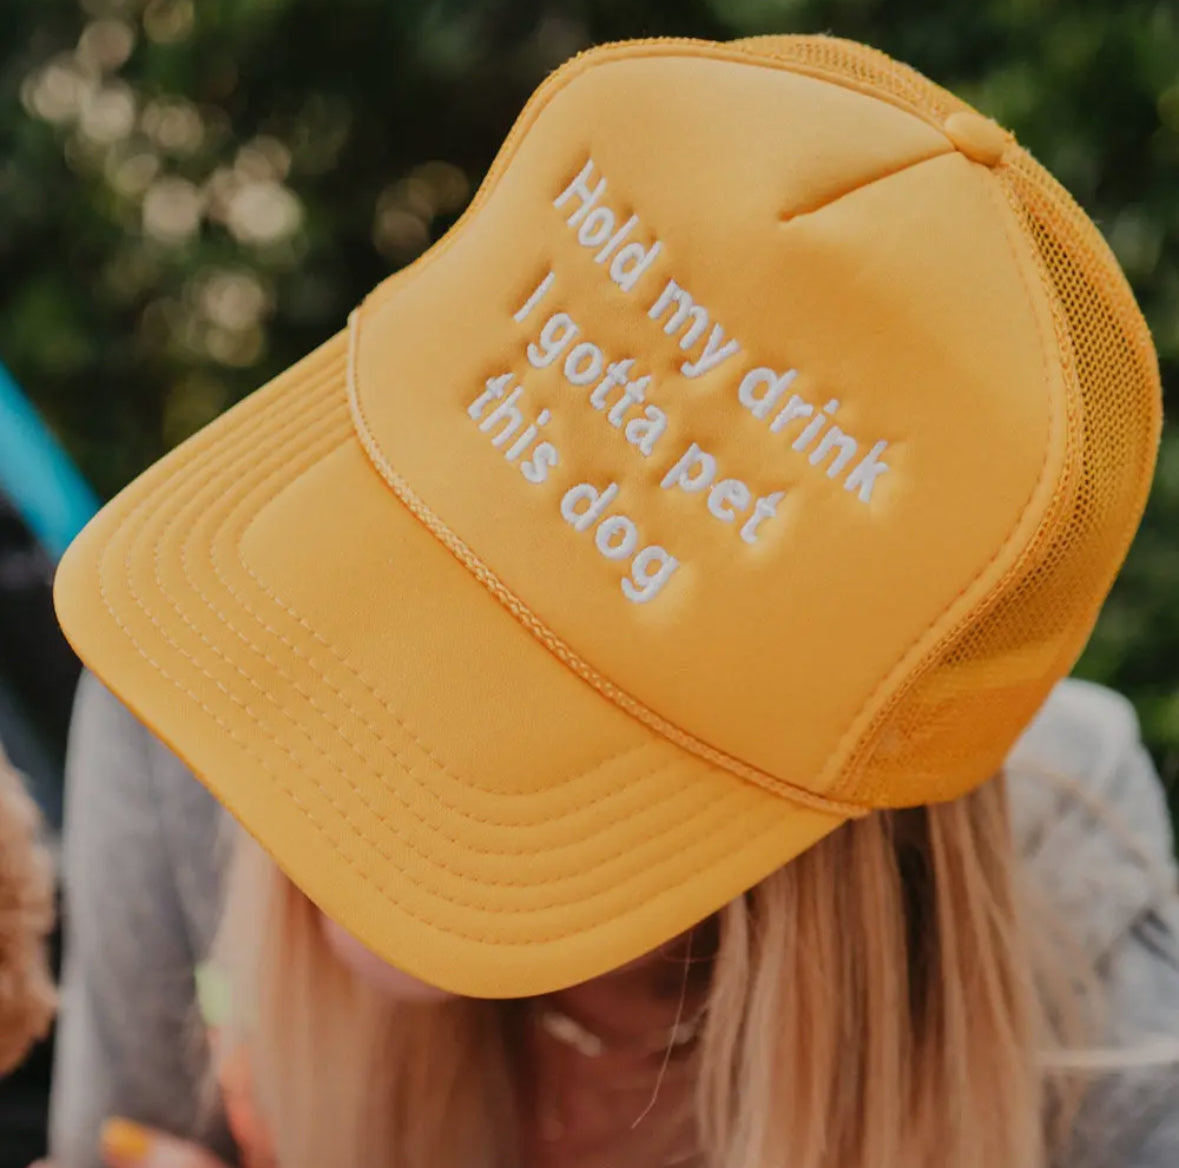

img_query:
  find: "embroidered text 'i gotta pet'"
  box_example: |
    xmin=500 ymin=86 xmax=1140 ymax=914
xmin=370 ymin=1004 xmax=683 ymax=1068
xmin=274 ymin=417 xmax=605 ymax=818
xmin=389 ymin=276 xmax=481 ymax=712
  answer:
xmin=465 ymin=155 xmax=896 ymax=605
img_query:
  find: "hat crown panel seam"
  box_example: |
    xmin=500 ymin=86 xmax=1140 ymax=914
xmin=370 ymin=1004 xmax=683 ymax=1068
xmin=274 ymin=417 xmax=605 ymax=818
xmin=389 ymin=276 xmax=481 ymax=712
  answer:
xmin=778 ymin=142 xmax=956 ymax=223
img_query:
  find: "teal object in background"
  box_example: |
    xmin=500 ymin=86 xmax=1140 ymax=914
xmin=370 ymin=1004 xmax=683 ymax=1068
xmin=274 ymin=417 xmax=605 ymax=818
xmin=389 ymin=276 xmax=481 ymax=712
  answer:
xmin=0 ymin=361 xmax=98 ymax=561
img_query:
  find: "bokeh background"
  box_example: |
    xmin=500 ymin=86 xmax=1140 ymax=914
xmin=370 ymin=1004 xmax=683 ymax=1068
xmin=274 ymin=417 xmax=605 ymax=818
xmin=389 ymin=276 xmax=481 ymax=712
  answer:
xmin=0 ymin=0 xmax=1176 ymax=1159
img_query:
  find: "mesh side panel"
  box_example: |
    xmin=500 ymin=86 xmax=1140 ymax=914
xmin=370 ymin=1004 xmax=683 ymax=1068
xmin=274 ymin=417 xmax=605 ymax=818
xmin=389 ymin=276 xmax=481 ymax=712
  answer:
xmin=832 ymin=168 xmax=1160 ymax=807
xmin=737 ymin=35 xmax=1162 ymax=806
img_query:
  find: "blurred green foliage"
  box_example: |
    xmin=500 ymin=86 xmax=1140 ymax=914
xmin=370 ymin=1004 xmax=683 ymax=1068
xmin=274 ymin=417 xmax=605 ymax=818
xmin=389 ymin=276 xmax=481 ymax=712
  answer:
xmin=1 ymin=0 xmax=1177 ymax=772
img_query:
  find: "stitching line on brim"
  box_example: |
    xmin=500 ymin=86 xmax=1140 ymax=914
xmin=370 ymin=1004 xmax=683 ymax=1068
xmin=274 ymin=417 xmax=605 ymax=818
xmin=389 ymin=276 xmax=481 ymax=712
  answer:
xmin=344 ymin=314 xmax=869 ymax=820
xmin=196 ymin=393 xmax=666 ymax=844
xmin=96 ymin=345 xmax=808 ymax=941
xmin=165 ymin=375 xmax=729 ymax=884
xmin=226 ymin=399 xmax=658 ymax=811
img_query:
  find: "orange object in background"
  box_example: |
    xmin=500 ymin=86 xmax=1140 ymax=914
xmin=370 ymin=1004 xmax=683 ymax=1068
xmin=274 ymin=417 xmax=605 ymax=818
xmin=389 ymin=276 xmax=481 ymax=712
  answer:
xmin=0 ymin=743 xmax=55 ymax=1077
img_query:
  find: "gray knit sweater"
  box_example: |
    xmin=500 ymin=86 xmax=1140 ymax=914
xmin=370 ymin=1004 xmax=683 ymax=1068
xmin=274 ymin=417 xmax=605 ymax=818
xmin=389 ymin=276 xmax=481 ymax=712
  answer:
xmin=48 ymin=672 xmax=1179 ymax=1167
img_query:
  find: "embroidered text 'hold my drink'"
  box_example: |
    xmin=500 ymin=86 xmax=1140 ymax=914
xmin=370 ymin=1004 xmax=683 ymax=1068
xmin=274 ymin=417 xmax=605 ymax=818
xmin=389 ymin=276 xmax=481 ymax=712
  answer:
xmin=555 ymin=158 xmax=894 ymax=506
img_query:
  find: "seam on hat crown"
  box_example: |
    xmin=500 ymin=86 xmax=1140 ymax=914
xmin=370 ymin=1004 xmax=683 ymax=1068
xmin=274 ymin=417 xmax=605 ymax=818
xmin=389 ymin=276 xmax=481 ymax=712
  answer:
xmin=778 ymin=144 xmax=954 ymax=222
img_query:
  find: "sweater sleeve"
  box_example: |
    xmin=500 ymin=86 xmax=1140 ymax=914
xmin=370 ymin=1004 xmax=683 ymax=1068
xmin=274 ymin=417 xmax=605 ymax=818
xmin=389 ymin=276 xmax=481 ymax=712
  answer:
xmin=1073 ymin=732 xmax=1179 ymax=1168
xmin=1099 ymin=897 xmax=1179 ymax=1168
xmin=1009 ymin=680 xmax=1179 ymax=1168
xmin=48 ymin=672 xmax=235 ymax=1168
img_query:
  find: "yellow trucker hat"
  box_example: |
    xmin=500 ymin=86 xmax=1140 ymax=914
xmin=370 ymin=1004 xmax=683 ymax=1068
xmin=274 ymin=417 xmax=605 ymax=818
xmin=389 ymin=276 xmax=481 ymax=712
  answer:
xmin=55 ymin=36 xmax=1161 ymax=997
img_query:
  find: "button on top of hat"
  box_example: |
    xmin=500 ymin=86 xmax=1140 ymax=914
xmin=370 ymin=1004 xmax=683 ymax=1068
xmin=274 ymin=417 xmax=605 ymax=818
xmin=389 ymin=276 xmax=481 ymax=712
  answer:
xmin=943 ymin=111 xmax=1013 ymax=167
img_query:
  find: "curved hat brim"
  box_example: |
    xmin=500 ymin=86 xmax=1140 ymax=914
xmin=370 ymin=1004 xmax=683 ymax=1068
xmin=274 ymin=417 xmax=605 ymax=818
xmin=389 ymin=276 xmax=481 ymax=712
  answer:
xmin=55 ymin=330 xmax=845 ymax=997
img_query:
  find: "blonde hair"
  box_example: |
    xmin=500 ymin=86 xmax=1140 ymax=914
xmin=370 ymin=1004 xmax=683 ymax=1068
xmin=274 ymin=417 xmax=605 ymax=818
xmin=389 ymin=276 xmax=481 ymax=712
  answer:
xmin=212 ymin=775 xmax=1097 ymax=1168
